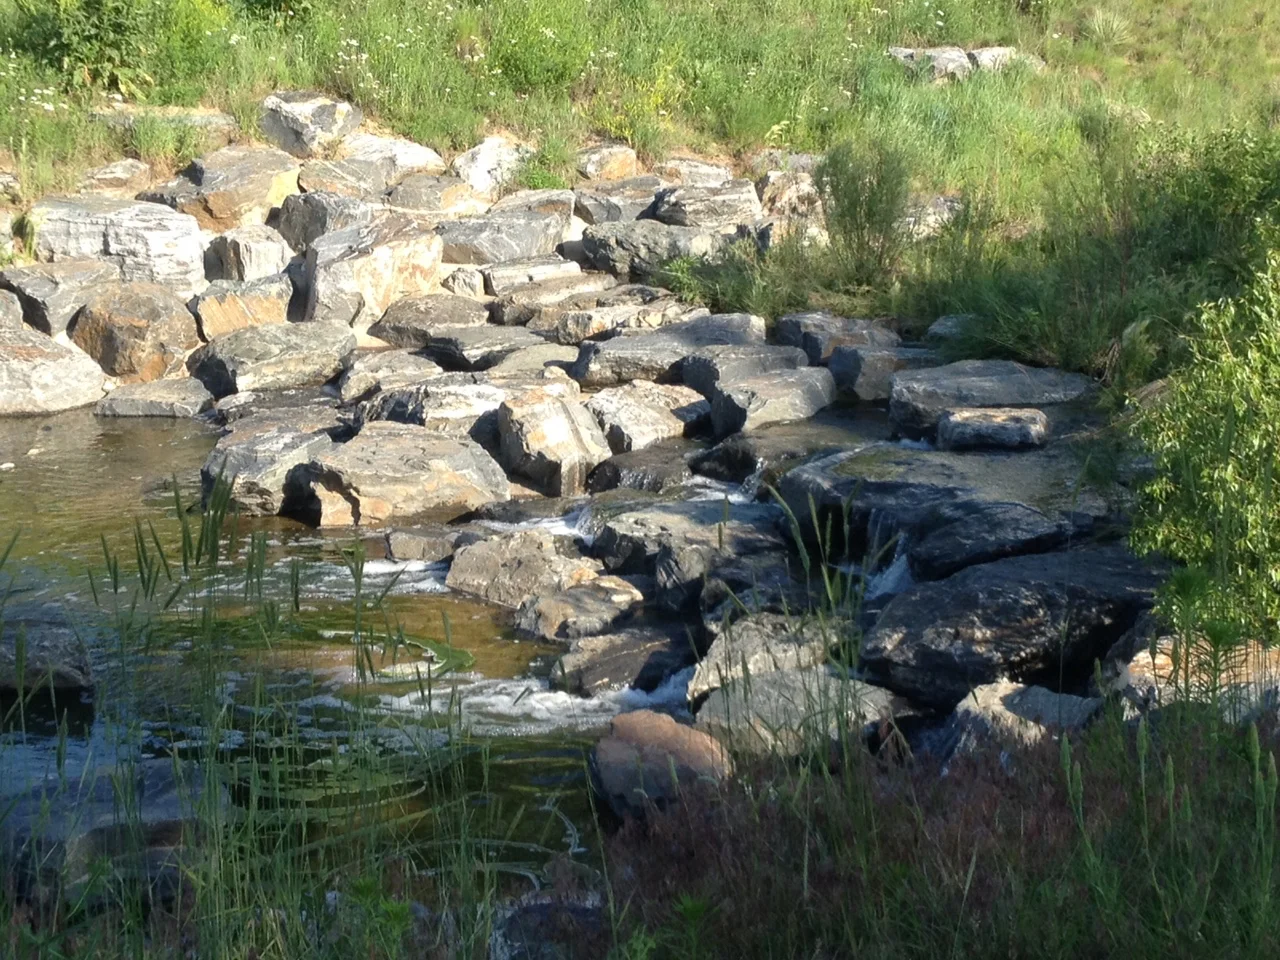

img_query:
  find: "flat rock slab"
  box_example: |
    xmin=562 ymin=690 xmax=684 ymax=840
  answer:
xmin=937 ymin=407 xmax=1050 ymax=450
xmin=681 ymin=343 xmax=810 ymax=398
xmin=141 ymin=145 xmax=300 ymax=232
xmin=385 ymin=524 xmax=486 ymax=563
xmin=497 ymin=388 xmax=612 ymax=496
xmin=191 ymin=275 xmax=293 ymax=341
xmin=710 ymin=367 xmax=836 ymax=437
xmin=776 ymin=311 xmax=900 ymax=365
xmin=483 ymin=255 xmax=581 ymax=297
xmin=0 ymin=325 xmax=107 ymax=415
xmin=829 ymin=345 xmax=937 ymax=401
xmin=188 ymin=322 xmax=356 ymax=397
xmin=304 ymin=421 xmax=509 ymax=526
xmin=538 ymin=298 xmax=694 ymax=346
xmin=368 ymin=294 xmax=490 ymax=348
xmin=862 ymin=545 xmax=1161 ymax=709
xmin=423 ymin=325 xmax=547 ymax=371
xmin=653 ymin=180 xmax=762 ymax=230
xmin=581 ymin=220 xmax=729 ymax=279
xmin=890 ymin=359 xmax=1096 ymax=437
xmin=552 ymin=624 xmax=695 ymax=695
xmin=485 ymin=343 xmax=580 ymax=377
xmin=571 ymin=312 xmax=766 ymax=388
xmin=586 ymin=380 xmax=710 ymax=453
xmin=95 ymin=378 xmax=213 ymax=418
xmin=260 ymin=91 xmax=362 ymax=158
xmin=445 ymin=529 xmax=602 ymax=608
xmin=515 ymin=575 xmax=646 ymax=642
xmin=0 ymin=260 xmax=121 ymax=336
xmin=337 ymin=349 xmax=443 ymax=402
xmin=688 ymin=613 xmax=837 ymax=701
xmin=574 ymin=176 xmax=662 ymax=224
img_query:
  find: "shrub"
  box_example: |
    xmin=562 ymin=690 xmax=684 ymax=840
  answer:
xmin=15 ymin=0 xmax=162 ymax=95
xmin=815 ymin=141 xmax=913 ymax=288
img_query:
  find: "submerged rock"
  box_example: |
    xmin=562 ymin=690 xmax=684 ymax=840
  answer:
xmin=0 ymin=605 xmax=92 ymax=690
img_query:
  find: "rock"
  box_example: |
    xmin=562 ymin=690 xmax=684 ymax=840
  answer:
xmin=0 ymin=260 xmax=121 ymax=336
xmin=588 ymin=443 xmax=695 ymax=494
xmin=582 ymin=220 xmax=729 ymax=279
xmin=698 ymin=550 xmax=811 ymax=630
xmin=862 ymin=545 xmax=1160 ymax=709
xmin=27 ymin=197 xmax=206 ymax=297
xmin=586 ymin=381 xmax=709 ymax=453
xmin=573 ymin=176 xmax=663 ymax=225
xmin=303 ymin=421 xmax=509 ymax=526
xmin=304 ymin=215 xmax=444 ymax=328
xmin=260 ymin=91 xmax=362 ymax=158
xmin=829 ymin=345 xmax=937 ymax=401
xmin=489 ymin=272 xmax=617 ymax=326
xmin=594 ymin=499 xmax=786 ymax=609
xmin=446 ymin=529 xmax=601 ymax=608
xmin=0 ymin=170 xmax=21 ymax=202
xmin=486 ymin=343 xmax=580 ymax=377
xmin=441 ymin=266 xmax=486 ymax=299
xmin=337 ymin=349 xmax=443 ymax=402
xmin=515 ymin=575 xmax=646 ymax=642
xmin=277 ymin=192 xmax=380 ymax=252
xmin=497 ymin=388 xmax=612 ymax=496
xmin=577 ymin=144 xmax=639 ymax=181
xmin=452 ymin=136 xmax=531 ymax=197
xmin=385 ymin=525 xmax=486 ymax=563
xmin=206 ymin=225 xmax=292 ymax=282
xmin=297 ymin=156 xmax=387 ymax=197
xmin=341 ymin=132 xmax=446 ymax=183
xmin=489 ymin=188 xmax=576 ymax=221
xmin=938 ymin=681 xmax=1103 ymax=756
xmin=925 ymin=314 xmax=970 ymax=346
xmin=967 ymin=47 xmax=1036 ymax=72
xmin=489 ymin=898 xmax=605 ymax=960
xmin=188 ymin=322 xmax=356 ymax=397
xmin=201 ymin=407 xmax=348 ymax=515
xmin=900 ymin=194 xmax=964 ymax=240
xmin=191 ymin=274 xmax=293 ymax=340
xmin=756 ymin=170 xmax=820 ymax=220
xmin=0 ymin=606 xmax=92 ymax=690
xmin=483 ymin=256 xmax=581 ymax=297
xmin=537 ymin=298 xmax=695 ymax=346
xmin=653 ymin=158 xmax=733 ymax=187
xmin=435 ymin=212 xmax=565 ymax=265
xmin=210 ymin=386 xmax=340 ymax=426
xmin=937 ymin=407 xmax=1050 ymax=451
xmin=680 ymin=343 xmax=811 ymax=398
xmin=94 ymin=378 xmax=214 ymax=418
xmin=386 ymin=174 xmax=487 ymax=219
xmin=906 ymin=500 xmax=1075 ymax=581
xmin=653 ymin=180 xmax=763 ymax=230
xmin=553 ymin=624 xmax=695 ymax=695
xmin=710 ymin=367 xmax=836 ymax=437
xmin=78 ymin=158 xmax=152 ymax=195
xmin=697 ymin=667 xmax=896 ymax=756
xmin=0 ymin=290 xmax=21 ymax=328
xmin=776 ymin=311 xmax=900 ymax=365
xmin=892 ymin=46 xmax=972 ymax=82
xmin=0 ymin=209 xmax=13 ymax=261
xmin=140 ymin=145 xmax=300 ymax=232
xmin=70 ymin=282 xmax=199 ymax=382
xmin=367 ymin=294 xmax=490 ymax=347
xmin=421 ymin=325 xmax=546 ymax=371
xmin=688 ymin=613 xmax=836 ymax=701
xmin=890 ymin=360 xmax=1097 ymax=437
xmin=571 ymin=312 xmax=766 ymax=388
xmin=0 ymin=326 xmax=107 ymax=414
xmin=590 ymin=710 xmax=732 ymax=820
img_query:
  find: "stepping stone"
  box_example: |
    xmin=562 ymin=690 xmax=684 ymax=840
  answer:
xmin=515 ymin=575 xmax=646 ymax=642
xmin=446 ymin=529 xmax=601 ymax=608
xmin=709 ymin=367 xmax=836 ymax=437
xmin=571 ymin=312 xmax=766 ymax=388
xmin=937 ymin=407 xmax=1050 ymax=450
xmin=95 ymin=378 xmax=214 ymax=418
xmin=681 ymin=343 xmax=810 ymax=398
xmin=587 ymin=442 xmax=696 ymax=495
xmin=776 ymin=311 xmax=900 ymax=365
xmin=552 ymin=624 xmax=694 ymax=695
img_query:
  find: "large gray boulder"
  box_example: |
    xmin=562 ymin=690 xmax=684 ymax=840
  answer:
xmin=588 ymin=444 xmax=695 ymax=494
xmin=188 ymin=322 xmax=356 ymax=397
xmin=385 ymin=174 xmax=487 ymax=219
xmin=585 ymin=381 xmax=709 ymax=453
xmin=497 ymin=387 xmax=613 ymax=496
xmin=829 ymin=345 xmax=936 ymax=401
xmin=297 ymin=156 xmax=387 ymax=197
xmin=95 ymin=378 xmax=214 ymax=418
xmin=489 ymin=271 xmax=617 ymax=325
xmin=861 ymin=545 xmax=1161 ymax=709
xmin=1 ymin=605 xmax=92 ymax=690
xmin=514 ymin=575 xmax=646 ymax=642
xmin=206 ymin=224 xmax=292 ymax=282
xmin=277 ymin=191 xmax=380 ymax=252
xmin=581 ymin=220 xmax=729 ymax=279
xmin=0 ymin=260 xmax=122 ymax=336
xmin=367 ymin=294 xmax=489 ymax=348
xmin=445 ymin=529 xmax=602 ymax=608
xmin=688 ymin=613 xmax=837 ymax=701
xmin=552 ymin=624 xmax=695 ymax=695
xmin=571 ymin=312 xmax=766 ymax=387
xmin=337 ymin=349 xmax=443 ymax=403
xmin=776 ymin=311 xmax=900 ymax=365
xmin=421 ymin=325 xmax=547 ymax=371
xmin=191 ymin=274 xmax=293 ymax=341
xmin=0 ymin=325 xmax=107 ymax=414
xmin=652 ymin=180 xmax=763 ymax=230
xmin=260 ymin=91 xmax=362 ymax=158
xmin=435 ymin=211 xmax=565 ymax=265
xmin=69 ymin=282 xmax=200 ymax=382
xmin=303 ymin=421 xmax=509 ymax=526
xmin=710 ymin=367 xmax=836 ymax=437
xmin=681 ymin=343 xmax=811 ymax=398
xmin=889 ymin=360 xmax=1097 ymax=437
xmin=574 ymin=176 xmax=663 ymax=224
xmin=139 ymin=145 xmax=300 ymax=232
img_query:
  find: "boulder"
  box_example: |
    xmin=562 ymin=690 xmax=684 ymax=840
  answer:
xmin=1 ymin=605 xmax=92 ymax=690
xmin=297 ymin=156 xmax=387 ymax=197
xmin=514 ymin=575 xmax=646 ymax=642
xmin=552 ymin=624 xmax=695 ymax=695
xmin=937 ymin=407 xmax=1050 ymax=451
xmin=653 ymin=157 xmax=732 ymax=187
xmin=445 ymin=529 xmax=602 ymax=608
xmin=27 ymin=197 xmax=206 ymax=297
xmin=483 ymin=255 xmax=581 ymax=297
xmin=140 ymin=145 xmax=300 ymax=232
xmin=925 ymin=314 xmax=970 ymax=346
xmin=497 ymin=388 xmax=613 ymax=496
xmin=277 ymin=191 xmax=380 ymax=252
xmin=0 ymin=209 xmax=13 ymax=261
xmin=78 ymin=158 xmax=151 ymax=196
xmin=368 ymin=293 xmax=490 ymax=347
xmin=386 ymin=174 xmax=487 ymax=219
xmin=574 ymin=176 xmax=663 ymax=225
xmin=891 ymin=46 xmax=972 ymax=82
xmin=486 ymin=342 xmax=580 ymax=377
xmin=206 ymin=225 xmax=292 ymax=282
xmin=577 ymin=144 xmax=639 ymax=181
xmin=571 ymin=312 xmax=766 ymax=388
xmin=304 ymin=215 xmax=444 ymax=328
xmin=906 ymin=500 xmax=1076 ymax=581
xmin=337 ymin=349 xmax=443 ymax=403
xmin=385 ymin=524 xmax=486 ymax=563
xmin=968 ymin=47 xmax=1019 ymax=72
xmin=188 ymin=322 xmax=356 ymax=397
xmin=191 ymin=274 xmax=292 ymax=340
xmin=69 ymin=282 xmax=199 ymax=382
xmin=931 ymin=681 xmax=1103 ymax=758
xmin=0 ymin=260 xmax=121 ymax=336
xmin=653 ymin=180 xmax=763 ymax=230
xmin=585 ymin=381 xmax=709 ymax=453
xmin=260 ymin=91 xmax=362 ymax=158
xmin=710 ymin=367 xmax=836 ymax=437
xmin=681 ymin=343 xmax=811 ymax=398
xmin=441 ymin=266 xmax=486 ymax=298
xmin=451 ymin=136 xmax=531 ymax=197
xmin=0 ymin=326 xmax=107 ymax=414
xmin=341 ymin=132 xmax=446 ymax=183
xmin=0 ymin=290 xmax=21 ymax=328
xmin=537 ymin=298 xmax=694 ymax=346
xmin=489 ymin=272 xmax=617 ymax=326
xmin=435 ymin=212 xmax=565 ymax=265
xmin=590 ymin=710 xmax=732 ymax=820
xmin=582 ymin=220 xmax=729 ymax=279
xmin=889 ymin=360 xmax=1097 ymax=437
xmin=587 ymin=444 xmax=695 ymax=494
xmin=303 ymin=421 xmax=509 ymax=526
xmin=756 ymin=170 xmax=820 ymax=220
xmin=94 ymin=378 xmax=214 ymax=418
xmin=421 ymin=325 xmax=547 ymax=371
xmin=489 ymin=188 xmax=576 ymax=221
xmin=829 ymin=345 xmax=936 ymax=401
xmin=861 ymin=545 xmax=1161 ymax=709
xmin=775 ymin=311 xmax=900 ymax=365
xmin=688 ymin=613 xmax=837 ymax=701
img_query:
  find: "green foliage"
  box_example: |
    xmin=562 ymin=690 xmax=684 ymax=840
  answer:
xmin=816 ymin=141 xmax=913 ymax=288
xmin=489 ymin=0 xmax=593 ymax=94
xmin=14 ymin=0 xmax=161 ymax=95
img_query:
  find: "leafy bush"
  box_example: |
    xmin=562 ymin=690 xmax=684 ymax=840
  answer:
xmin=815 ymin=141 xmax=913 ymax=288
xmin=15 ymin=0 xmax=161 ymax=95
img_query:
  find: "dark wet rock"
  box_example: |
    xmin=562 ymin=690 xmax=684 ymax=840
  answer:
xmin=0 ymin=324 xmax=107 ymax=414
xmin=585 ymin=381 xmax=709 ymax=453
xmin=698 ymin=550 xmax=812 ymax=631
xmin=688 ymin=613 xmax=838 ymax=701
xmin=590 ymin=710 xmax=732 ymax=820
xmin=1 ymin=605 xmax=92 ymax=690
xmin=445 ymin=529 xmax=602 ymax=608
xmin=587 ymin=443 xmax=696 ymax=494
xmin=140 ymin=145 xmax=300 ymax=232
xmin=276 ymin=191 xmax=380 ymax=252
xmin=188 ymin=322 xmax=356 ymax=397
xmin=385 ymin=524 xmax=487 ymax=563
xmin=574 ymin=175 xmax=663 ymax=224
xmin=829 ymin=345 xmax=937 ymax=401
xmin=571 ymin=313 xmax=766 ymax=388
xmin=497 ymin=388 xmax=612 ymax=497
xmin=482 ymin=255 xmax=582 ymax=297
xmin=937 ymin=407 xmax=1050 ymax=450
xmin=0 ymin=260 xmax=122 ymax=336
xmin=260 ymin=91 xmax=362 ymax=158
xmin=490 ymin=897 xmax=606 ymax=960
xmin=95 ymin=378 xmax=214 ymax=418
xmin=337 ymin=349 xmax=443 ymax=403
xmin=515 ymin=575 xmax=646 ymax=642
xmin=906 ymin=500 xmax=1078 ymax=581
xmin=367 ymin=294 xmax=490 ymax=348
xmin=489 ymin=272 xmax=617 ymax=326
xmin=889 ymin=360 xmax=1096 ymax=438
xmin=191 ymin=274 xmax=293 ymax=341
xmin=422 ymin=325 xmax=548 ymax=371
xmin=303 ymin=421 xmax=510 ymax=526
xmin=710 ymin=367 xmax=836 ymax=437
xmin=861 ymin=545 xmax=1162 ymax=710
xmin=206 ymin=224 xmax=292 ymax=282
xmin=552 ymin=623 xmax=695 ymax=695
xmin=653 ymin=180 xmax=762 ymax=230
xmin=776 ymin=311 xmax=900 ymax=365
xmin=385 ymin=174 xmax=486 ymax=219
xmin=436 ymin=212 xmax=565 ymax=265
xmin=581 ymin=220 xmax=729 ymax=279
xmin=65 ymin=282 xmax=197 ymax=383
xmin=680 ymin=343 xmax=810 ymax=399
